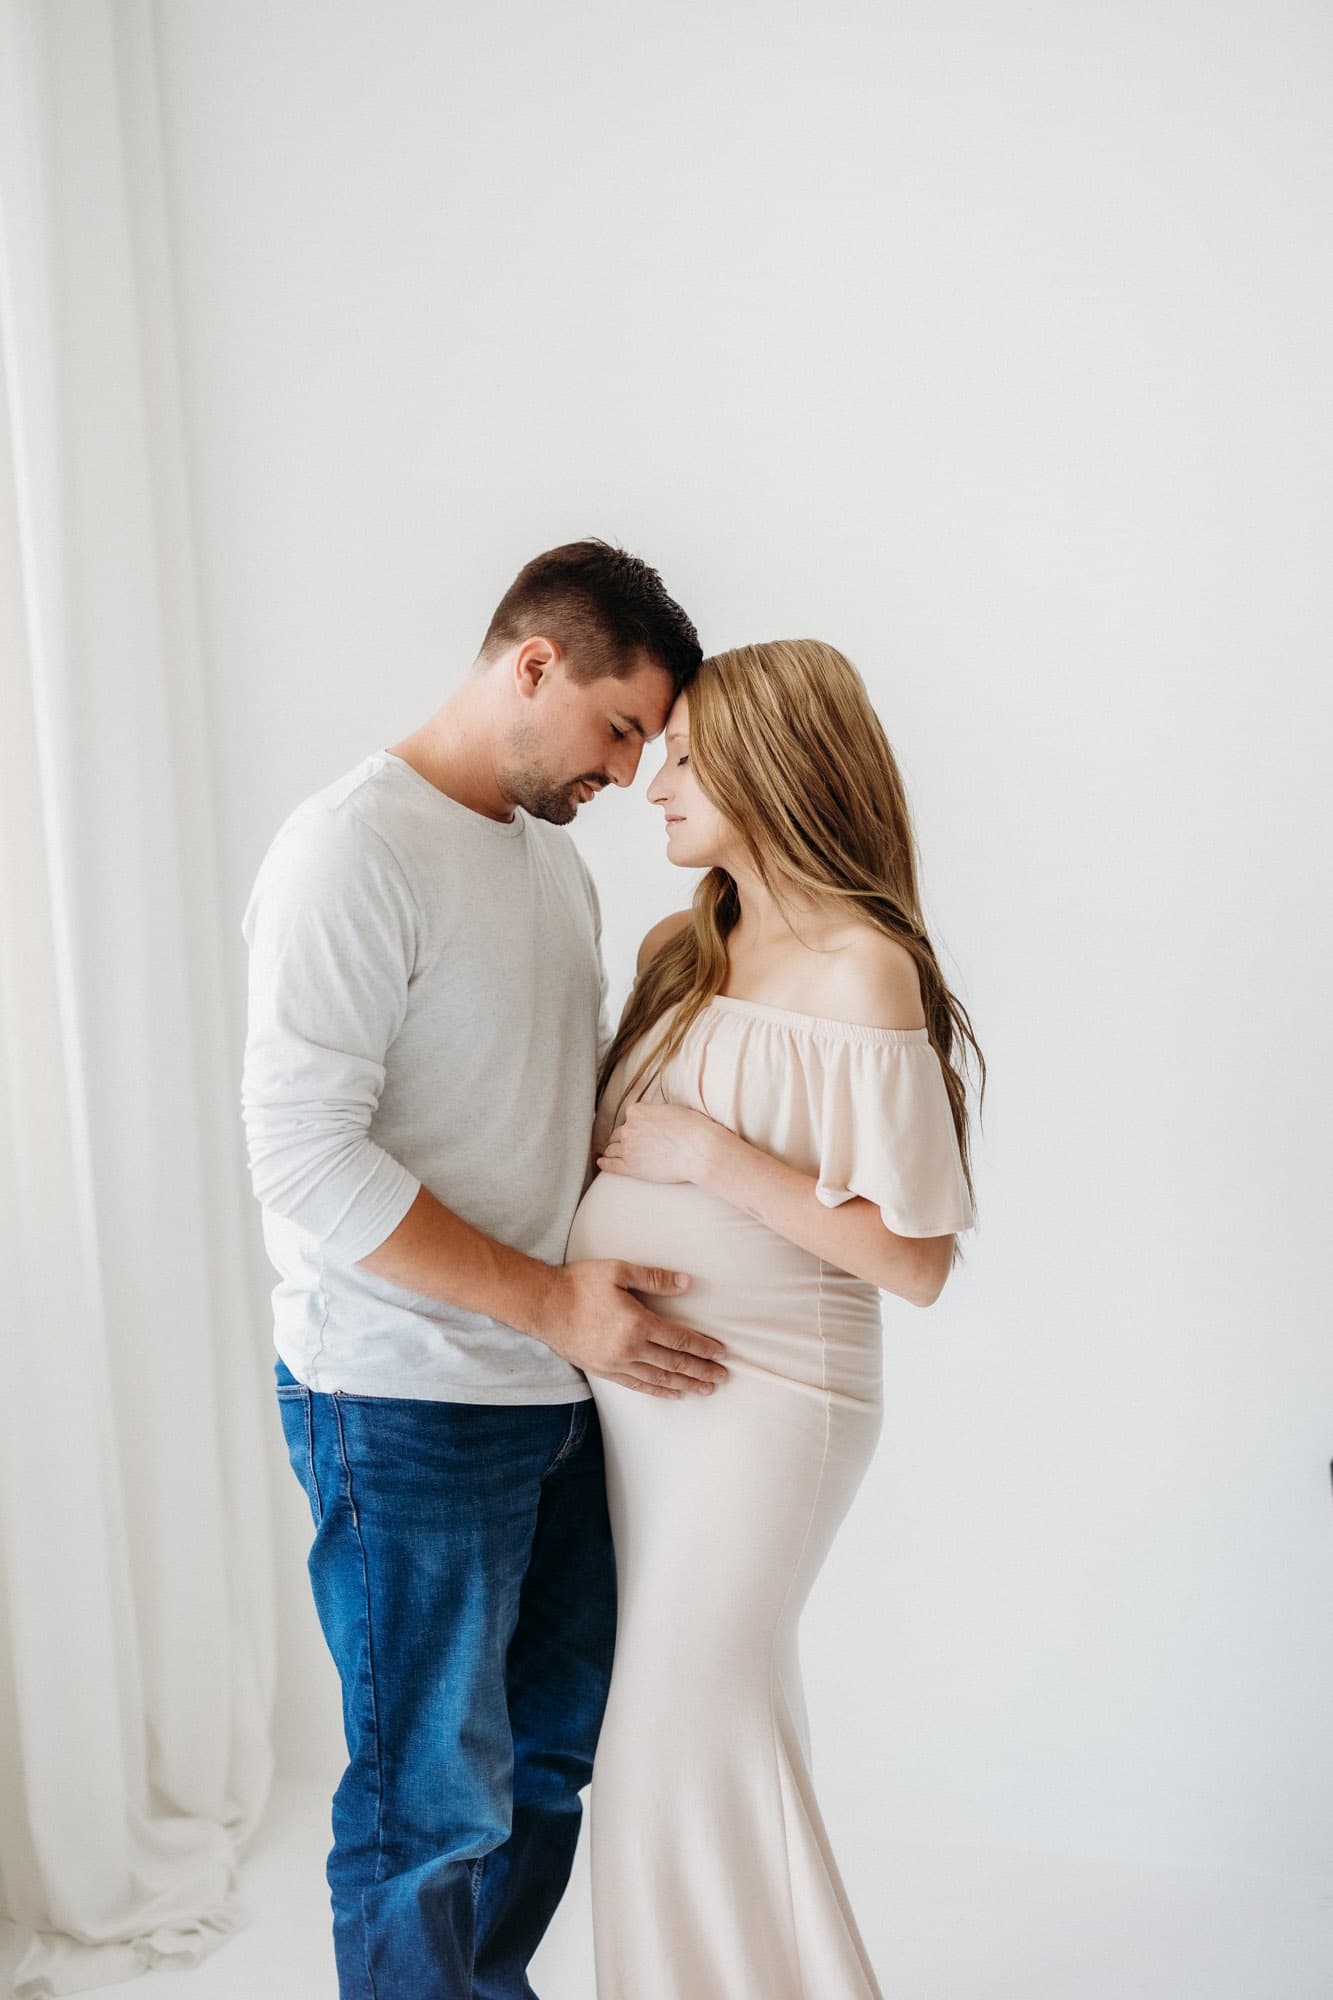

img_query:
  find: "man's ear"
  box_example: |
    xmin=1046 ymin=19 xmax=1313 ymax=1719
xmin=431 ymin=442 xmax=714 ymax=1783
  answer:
xmin=513 ymin=636 xmax=559 ymax=700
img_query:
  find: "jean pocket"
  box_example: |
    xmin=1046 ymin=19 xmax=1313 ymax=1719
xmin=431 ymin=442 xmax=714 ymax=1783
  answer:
xmin=276 ymin=1385 xmax=323 ymax=1526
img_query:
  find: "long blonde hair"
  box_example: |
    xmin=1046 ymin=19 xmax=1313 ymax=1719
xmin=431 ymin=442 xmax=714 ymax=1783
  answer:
xmin=597 ymin=639 xmax=985 ymax=1252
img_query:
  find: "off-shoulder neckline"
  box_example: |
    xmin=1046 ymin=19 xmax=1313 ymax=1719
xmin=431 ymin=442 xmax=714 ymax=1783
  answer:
xmin=706 ymin=993 xmax=930 ymax=1044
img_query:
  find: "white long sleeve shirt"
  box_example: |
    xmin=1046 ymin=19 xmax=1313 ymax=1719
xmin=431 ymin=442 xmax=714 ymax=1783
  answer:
xmin=240 ymin=749 xmax=609 ymax=1402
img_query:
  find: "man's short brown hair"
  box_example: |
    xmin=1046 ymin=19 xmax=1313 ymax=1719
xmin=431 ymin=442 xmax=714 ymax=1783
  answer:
xmin=478 ymin=539 xmax=701 ymax=697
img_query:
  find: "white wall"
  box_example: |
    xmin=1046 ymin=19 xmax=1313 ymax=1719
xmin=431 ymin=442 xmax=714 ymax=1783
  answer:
xmin=153 ymin=0 xmax=1333 ymax=1873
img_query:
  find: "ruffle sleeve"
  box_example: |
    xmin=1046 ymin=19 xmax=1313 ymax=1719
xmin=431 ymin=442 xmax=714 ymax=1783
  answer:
xmin=813 ymin=1034 xmax=976 ymax=1238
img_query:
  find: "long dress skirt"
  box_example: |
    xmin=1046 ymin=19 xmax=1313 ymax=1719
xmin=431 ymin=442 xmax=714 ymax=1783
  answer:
xmin=564 ymin=1171 xmax=886 ymax=2000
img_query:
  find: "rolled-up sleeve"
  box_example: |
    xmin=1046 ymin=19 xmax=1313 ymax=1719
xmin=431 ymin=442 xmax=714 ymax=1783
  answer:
xmin=240 ymin=807 xmax=423 ymax=1264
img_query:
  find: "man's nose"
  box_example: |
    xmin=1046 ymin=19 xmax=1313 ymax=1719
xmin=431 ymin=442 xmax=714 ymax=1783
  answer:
xmin=609 ymin=739 xmax=643 ymax=787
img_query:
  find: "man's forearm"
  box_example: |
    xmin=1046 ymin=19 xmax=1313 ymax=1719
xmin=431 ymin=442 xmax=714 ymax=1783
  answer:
xmin=355 ymin=1185 xmax=559 ymax=1339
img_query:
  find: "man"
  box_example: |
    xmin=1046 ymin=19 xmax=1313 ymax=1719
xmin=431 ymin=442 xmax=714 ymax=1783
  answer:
xmin=240 ymin=539 xmax=729 ymax=1999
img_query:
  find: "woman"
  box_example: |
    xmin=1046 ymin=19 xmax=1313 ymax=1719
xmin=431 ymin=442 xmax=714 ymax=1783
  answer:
xmin=564 ymin=639 xmax=984 ymax=2000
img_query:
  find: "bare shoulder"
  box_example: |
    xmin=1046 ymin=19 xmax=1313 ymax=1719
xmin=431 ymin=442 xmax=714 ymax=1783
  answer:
xmin=819 ymin=926 xmax=927 ymax=1030
xmin=636 ymin=908 xmax=693 ymax=975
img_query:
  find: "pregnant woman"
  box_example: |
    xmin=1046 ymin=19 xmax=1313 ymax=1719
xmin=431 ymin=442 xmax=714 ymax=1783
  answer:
xmin=564 ymin=639 xmax=984 ymax=1999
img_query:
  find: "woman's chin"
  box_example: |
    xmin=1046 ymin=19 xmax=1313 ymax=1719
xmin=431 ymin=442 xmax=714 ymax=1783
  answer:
xmin=665 ymin=836 xmax=710 ymax=869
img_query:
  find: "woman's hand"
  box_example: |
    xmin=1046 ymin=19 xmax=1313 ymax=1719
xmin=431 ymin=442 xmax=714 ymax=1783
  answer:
xmin=596 ymin=1101 xmax=726 ymax=1186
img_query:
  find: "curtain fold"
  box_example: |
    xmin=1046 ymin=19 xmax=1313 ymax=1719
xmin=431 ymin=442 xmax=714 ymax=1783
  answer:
xmin=0 ymin=3 xmax=276 ymax=1990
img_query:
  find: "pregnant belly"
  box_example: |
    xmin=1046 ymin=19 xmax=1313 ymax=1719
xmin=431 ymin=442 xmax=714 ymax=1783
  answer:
xmin=565 ymin=1171 xmax=881 ymax=1400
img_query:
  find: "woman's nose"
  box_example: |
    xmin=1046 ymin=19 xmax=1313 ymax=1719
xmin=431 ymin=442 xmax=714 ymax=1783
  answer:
xmin=646 ymin=772 xmax=670 ymax=805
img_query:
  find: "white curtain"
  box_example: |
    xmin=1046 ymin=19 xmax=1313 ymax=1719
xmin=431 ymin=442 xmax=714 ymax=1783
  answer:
xmin=0 ymin=3 xmax=276 ymax=1991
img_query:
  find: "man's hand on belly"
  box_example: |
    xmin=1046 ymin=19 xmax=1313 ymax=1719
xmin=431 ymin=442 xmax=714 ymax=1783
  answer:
xmin=531 ymin=1261 xmax=730 ymax=1400
xmin=355 ymin=1183 xmax=731 ymax=1393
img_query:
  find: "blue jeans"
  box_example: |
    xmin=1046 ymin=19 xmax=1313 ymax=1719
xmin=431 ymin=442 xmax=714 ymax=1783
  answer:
xmin=274 ymin=1359 xmax=617 ymax=1999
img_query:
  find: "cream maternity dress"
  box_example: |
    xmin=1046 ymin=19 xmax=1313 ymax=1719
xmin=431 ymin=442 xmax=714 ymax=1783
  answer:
xmin=564 ymin=993 xmax=977 ymax=2000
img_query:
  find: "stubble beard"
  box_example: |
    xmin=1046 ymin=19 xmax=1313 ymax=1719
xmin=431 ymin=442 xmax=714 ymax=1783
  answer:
xmin=496 ymin=745 xmax=590 ymax=827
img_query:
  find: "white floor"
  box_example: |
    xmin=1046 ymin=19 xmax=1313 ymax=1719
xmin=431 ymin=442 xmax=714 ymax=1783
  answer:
xmin=8 ymin=1778 xmax=1332 ymax=1999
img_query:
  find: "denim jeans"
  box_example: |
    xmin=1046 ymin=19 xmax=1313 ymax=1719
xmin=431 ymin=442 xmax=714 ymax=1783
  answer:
xmin=274 ymin=1359 xmax=617 ymax=1999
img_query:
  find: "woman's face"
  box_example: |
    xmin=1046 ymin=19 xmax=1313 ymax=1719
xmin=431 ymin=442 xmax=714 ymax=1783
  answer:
xmin=645 ymin=694 xmax=736 ymax=869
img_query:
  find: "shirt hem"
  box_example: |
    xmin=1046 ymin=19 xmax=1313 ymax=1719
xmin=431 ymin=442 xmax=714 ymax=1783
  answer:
xmin=272 ymin=1342 xmax=592 ymax=1405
